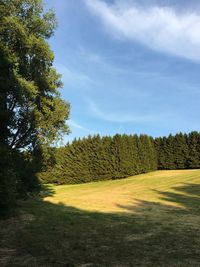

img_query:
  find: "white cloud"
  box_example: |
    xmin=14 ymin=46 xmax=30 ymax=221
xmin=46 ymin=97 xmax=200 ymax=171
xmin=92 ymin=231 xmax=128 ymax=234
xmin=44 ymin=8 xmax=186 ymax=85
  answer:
xmin=68 ymin=120 xmax=90 ymax=132
xmin=87 ymin=98 xmax=173 ymax=123
xmin=78 ymin=46 xmax=127 ymax=74
xmin=85 ymin=0 xmax=200 ymax=61
xmin=56 ymin=64 xmax=94 ymax=85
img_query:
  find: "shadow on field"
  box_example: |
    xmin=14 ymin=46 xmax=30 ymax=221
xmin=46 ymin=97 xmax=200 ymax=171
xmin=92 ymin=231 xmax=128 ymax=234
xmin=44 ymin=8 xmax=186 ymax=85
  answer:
xmin=157 ymin=183 xmax=200 ymax=212
xmin=39 ymin=184 xmax=56 ymax=198
xmin=0 ymin=184 xmax=200 ymax=267
xmin=117 ymin=183 xmax=200 ymax=215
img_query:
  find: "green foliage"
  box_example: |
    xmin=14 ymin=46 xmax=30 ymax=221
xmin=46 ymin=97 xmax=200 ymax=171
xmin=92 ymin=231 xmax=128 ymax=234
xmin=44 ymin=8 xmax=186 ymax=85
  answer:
xmin=0 ymin=144 xmax=43 ymax=217
xmin=41 ymin=131 xmax=200 ymax=185
xmin=0 ymin=146 xmax=17 ymax=217
xmin=187 ymin=131 xmax=200 ymax=169
xmin=0 ymin=0 xmax=70 ymax=150
xmin=155 ymin=131 xmax=200 ymax=170
xmin=0 ymin=0 xmax=70 ymax=217
xmin=41 ymin=134 xmax=157 ymax=185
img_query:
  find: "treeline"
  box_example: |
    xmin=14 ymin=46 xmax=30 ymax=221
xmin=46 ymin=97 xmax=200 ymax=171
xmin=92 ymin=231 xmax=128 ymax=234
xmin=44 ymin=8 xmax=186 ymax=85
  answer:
xmin=40 ymin=131 xmax=200 ymax=185
xmin=155 ymin=131 xmax=200 ymax=170
xmin=40 ymin=134 xmax=157 ymax=184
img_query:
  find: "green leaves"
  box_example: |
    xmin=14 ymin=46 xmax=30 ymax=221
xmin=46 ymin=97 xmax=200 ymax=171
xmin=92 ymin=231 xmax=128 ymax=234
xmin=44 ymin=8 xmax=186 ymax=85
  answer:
xmin=0 ymin=0 xmax=70 ymax=216
xmin=0 ymin=0 xmax=70 ymax=150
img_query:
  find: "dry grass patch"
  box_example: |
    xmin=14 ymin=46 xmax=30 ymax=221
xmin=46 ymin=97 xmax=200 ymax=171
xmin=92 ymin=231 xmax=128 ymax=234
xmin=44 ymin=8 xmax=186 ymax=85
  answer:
xmin=44 ymin=169 xmax=200 ymax=212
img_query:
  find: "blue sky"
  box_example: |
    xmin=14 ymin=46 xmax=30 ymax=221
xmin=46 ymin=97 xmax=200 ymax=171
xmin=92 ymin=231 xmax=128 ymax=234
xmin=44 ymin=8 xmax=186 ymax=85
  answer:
xmin=44 ymin=0 xmax=200 ymax=143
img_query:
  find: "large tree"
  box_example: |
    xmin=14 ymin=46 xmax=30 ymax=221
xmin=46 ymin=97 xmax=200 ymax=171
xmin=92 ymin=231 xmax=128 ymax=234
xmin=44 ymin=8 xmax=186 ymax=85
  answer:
xmin=0 ymin=0 xmax=70 ymax=215
xmin=0 ymin=0 xmax=70 ymax=150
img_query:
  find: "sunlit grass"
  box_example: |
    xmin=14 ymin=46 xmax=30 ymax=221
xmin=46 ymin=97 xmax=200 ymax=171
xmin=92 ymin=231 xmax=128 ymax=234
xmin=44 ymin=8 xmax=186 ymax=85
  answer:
xmin=1 ymin=169 xmax=200 ymax=266
xmin=44 ymin=169 xmax=200 ymax=212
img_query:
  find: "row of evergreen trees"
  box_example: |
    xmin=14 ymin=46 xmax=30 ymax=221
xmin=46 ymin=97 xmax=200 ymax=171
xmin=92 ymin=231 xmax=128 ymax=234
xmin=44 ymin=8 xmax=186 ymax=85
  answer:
xmin=155 ymin=132 xmax=200 ymax=170
xmin=40 ymin=134 xmax=157 ymax=184
xmin=40 ymin=131 xmax=200 ymax=185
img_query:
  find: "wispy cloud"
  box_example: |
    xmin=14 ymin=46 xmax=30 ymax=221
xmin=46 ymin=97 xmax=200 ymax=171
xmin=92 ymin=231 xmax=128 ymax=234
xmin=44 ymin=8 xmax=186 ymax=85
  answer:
xmin=87 ymin=98 xmax=173 ymax=123
xmin=56 ymin=64 xmax=94 ymax=86
xmin=68 ymin=120 xmax=90 ymax=132
xmin=78 ymin=46 xmax=127 ymax=74
xmin=85 ymin=0 xmax=200 ymax=62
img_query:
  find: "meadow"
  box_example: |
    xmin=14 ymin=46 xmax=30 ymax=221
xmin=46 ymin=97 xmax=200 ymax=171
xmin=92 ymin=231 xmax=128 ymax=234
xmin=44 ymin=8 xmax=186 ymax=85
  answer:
xmin=1 ymin=169 xmax=200 ymax=266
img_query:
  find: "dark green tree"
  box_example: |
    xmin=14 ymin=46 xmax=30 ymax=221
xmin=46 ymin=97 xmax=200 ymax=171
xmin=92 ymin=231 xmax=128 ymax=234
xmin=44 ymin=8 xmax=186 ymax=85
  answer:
xmin=41 ymin=134 xmax=158 ymax=185
xmin=0 ymin=0 xmax=70 ymax=216
xmin=173 ymin=133 xmax=188 ymax=169
xmin=187 ymin=131 xmax=200 ymax=169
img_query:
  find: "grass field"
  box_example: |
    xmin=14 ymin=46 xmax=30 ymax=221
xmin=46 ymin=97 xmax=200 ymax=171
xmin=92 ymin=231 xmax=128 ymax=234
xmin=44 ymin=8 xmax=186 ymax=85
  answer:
xmin=1 ymin=170 xmax=200 ymax=266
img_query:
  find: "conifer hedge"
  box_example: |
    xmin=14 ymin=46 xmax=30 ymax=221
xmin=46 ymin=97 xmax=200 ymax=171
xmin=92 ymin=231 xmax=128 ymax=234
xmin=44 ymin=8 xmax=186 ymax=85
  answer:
xmin=155 ymin=131 xmax=200 ymax=170
xmin=39 ymin=134 xmax=157 ymax=184
xmin=40 ymin=131 xmax=200 ymax=185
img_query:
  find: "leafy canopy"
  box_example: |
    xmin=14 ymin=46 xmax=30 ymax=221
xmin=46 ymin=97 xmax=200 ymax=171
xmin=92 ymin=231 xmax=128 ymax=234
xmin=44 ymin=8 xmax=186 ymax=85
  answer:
xmin=0 ymin=0 xmax=70 ymax=150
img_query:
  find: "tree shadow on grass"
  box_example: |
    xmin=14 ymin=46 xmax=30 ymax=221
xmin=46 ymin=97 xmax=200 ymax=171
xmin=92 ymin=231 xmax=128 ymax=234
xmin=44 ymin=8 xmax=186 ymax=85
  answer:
xmin=119 ymin=183 xmax=200 ymax=214
xmin=156 ymin=183 xmax=200 ymax=213
xmin=38 ymin=184 xmax=56 ymax=198
xmin=0 ymin=183 xmax=200 ymax=267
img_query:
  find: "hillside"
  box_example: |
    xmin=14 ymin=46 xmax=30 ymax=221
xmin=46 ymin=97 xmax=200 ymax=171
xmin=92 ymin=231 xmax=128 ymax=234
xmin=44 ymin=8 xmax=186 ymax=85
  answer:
xmin=1 ymin=170 xmax=200 ymax=266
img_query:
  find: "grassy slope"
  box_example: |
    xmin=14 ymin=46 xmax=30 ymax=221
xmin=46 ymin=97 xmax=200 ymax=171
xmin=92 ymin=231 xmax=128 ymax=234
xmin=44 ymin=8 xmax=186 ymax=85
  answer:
xmin=44 ymin=169 xmax=200 ymax=213
xmin=1 ymin=170 xmax=200 ymax=267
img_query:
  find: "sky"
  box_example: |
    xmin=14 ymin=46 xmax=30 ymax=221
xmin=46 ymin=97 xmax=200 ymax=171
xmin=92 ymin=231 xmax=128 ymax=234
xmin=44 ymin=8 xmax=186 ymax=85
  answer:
xmin=44 ymin=0 xmax=200 ymax=143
